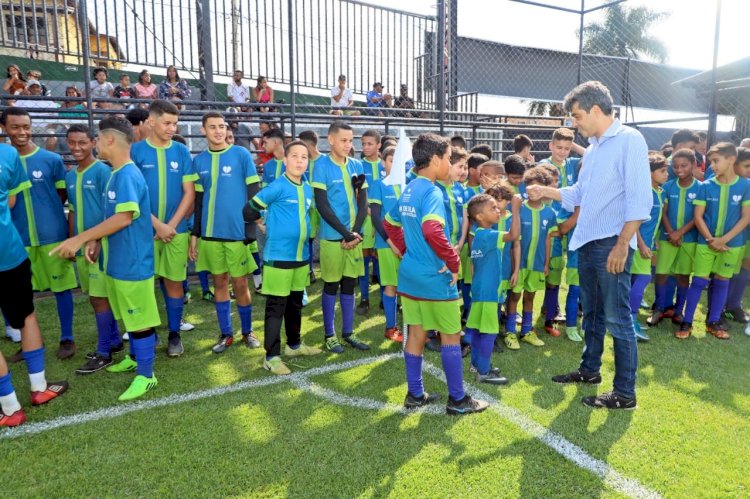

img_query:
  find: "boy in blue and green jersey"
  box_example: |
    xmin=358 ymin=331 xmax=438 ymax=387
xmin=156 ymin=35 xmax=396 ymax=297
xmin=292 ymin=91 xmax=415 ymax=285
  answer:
xmin=463 ymin=152 xmax=486 ymax=197
xmin=249 ymin=140 xmax=322 ymax=375
xmin=504 ymin=166 xmax=559 ymax=350
xmin=557 ymin=207 xmax=583 ymax=342
xmin=2 ymin=108 xmax=77 ymax=360
xmin=725 ymin=148 xmax=750 ymax=323
xmin=681 ymin=142 xmax=750 ymax=339
xmin=504 ymin=154 xmax=529 ymax=200
xmin=190 ymin=112 xmax=261 ymax=354
xmin=465 ymin=193 xmax=520 ymax=385
xmin=64 ymin=125 xmax=125 ymax=374
xmin=299 ymin=130 xmax=322 ymax=283
xmin=260 ymin=128 xmax=287 ymax=187
xmin=369 ymin=146 xmax=403 ymax=342
xmin=131 ymin=100 xmax=197 ymax=357
xmin=383 ymin=133 xmax=488 ymax=415
xmin=0 ymin=142 xmax=69 ymax=427
xmin=650 ymin=149 xmax=701 ymax=327
xmin=538 ymin=164 xmax=567 ymax=337
xmin=53 ymin=117 xmax=161 ymax=401
xmin=310 ymin=121 xmax=370 ymax=353
xmin=629 ymin=154 xmax=668 ymax=341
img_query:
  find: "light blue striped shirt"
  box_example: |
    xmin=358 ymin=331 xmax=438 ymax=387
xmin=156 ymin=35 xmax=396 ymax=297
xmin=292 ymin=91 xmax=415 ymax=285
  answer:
xmin=560 ymin=119 xmax=652 ymax=251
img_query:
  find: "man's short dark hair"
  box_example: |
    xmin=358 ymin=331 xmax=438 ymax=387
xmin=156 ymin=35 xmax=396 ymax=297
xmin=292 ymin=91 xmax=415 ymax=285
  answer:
xmin=513 ymin=134 xmax=533 ymax=153
xmin=563 ymin=80 xmax=614 ymax=116
xmin=670 ymin=129 xmax=699 ymax=148
xmin=99 ymin=117 xmax=134 ymax=144
xmin=66 ymin=124 xmax=95 ymax=140
xmin=412 ymin=133 xmax=450 ymax=170
xmin=470 ymin=144 xmax=493 ymax=159
xmin=298 ymin=130 xmax=318 ymax=145
xmin=467 ymin=153 xmax=490 ymax=170
xmin=362 ymin=129 xmax=381 ymax=142
xmin=126 ymin=107 xmax=150 ymax=127
xmin=202 ymin=111 xmax=224 ymax=126
xmin=0 ymin=107 xmax=31 ymax=125
xmin=504 ymin=154 xmax=529 ymax=176
xmin=149 ymin=99 xmax=180 ymax=118
xmin=328 ymin=120 xmax=353 ymax=135
xmin=263 ymin=128 xmax=285 ymax=141
xmin=451 ymin=135 xmax=467 ymax=149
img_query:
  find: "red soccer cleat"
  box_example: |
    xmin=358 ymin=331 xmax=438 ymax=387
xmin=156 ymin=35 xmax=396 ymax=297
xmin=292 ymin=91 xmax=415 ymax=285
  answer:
xmin=30 ymin=380 xmax=69 ymax=406
xmin=544 ymin=321 xmax=561 ymax=337
xmin=384 ymin=327 xmax=404 ymax=343
xmin=0 ymin=409 xmax=26 ymax=427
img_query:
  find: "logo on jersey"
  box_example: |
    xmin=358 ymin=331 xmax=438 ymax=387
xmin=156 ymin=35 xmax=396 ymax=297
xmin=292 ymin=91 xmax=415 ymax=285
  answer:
xmin=687 ymin=193 xmax=696 ymax=200
xmin=69 ymin=184 xmax=75 ymax=189
xmin=285 ymin=199 xmax=299 ymax=204
xmin=170 ymin=161 xmax=179 ymax=171
xmin=732 ymin=194 xmax=742 ymax=203
xmin=222 ymin=166 xmax=232 ymax=175
xmin=470 ymin=249 xmax=484 ymax=259
xmin=108 ymin=190 xmax=116 ymax=200
xmin=567 ymin=174 xmax=573 ymax=183
xmin=542 ymin=219 xmax=549 ymax=227
xmin=400 ymin=205 xmax=417 ymax=217
xmin=31 ymin=170 xmax=43 ymax=179
xmin=86 ymin=180 xmax=92 ymax=184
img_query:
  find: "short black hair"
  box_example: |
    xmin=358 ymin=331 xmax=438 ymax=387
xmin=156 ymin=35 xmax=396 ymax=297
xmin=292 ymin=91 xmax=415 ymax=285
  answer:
xmin=450 ymin=135 xmax=467 ymax=148
xmin=707 ymin=141 xmax=737 ymax=158
xmin=539 ymin=163 xmax=559 ymax=179
xmin=736 ymin=146 xmax=750 ymax=164
xmin=470 ymin=144 xmax=493 ymax=159
xmin=670 ymin=129 xmax=699 ymax=148
xmin=263 ymin=128 xmax=285 ymax=141
xmin=0 ymin=106 xmax=31 ymax=125
xmin=298 ymin=130 xmax=318 ymax=145
xmin=172 ymin=133 xmax=187 ymax=145
xmin=485 ymin=183 xmax=514 ymax=203
xmin=504 ymin=154 xmax=529 ymax=176
xmin=466 ymin=193 xmax=496 ymax=223
xmin=467 ymin=153 xmax=489 ymax=170
xmin=479 ymin=160 xmax=505 ymax=178
xmin=125 ymin=107 xmax=150 ymax=126
xmin=563 ymin=80 xmax=614 ymax=116
xmin=412 ymin=133 xmax=450 ymax=171
xmin=513 ymin=134 xmax=533 ymax=153
xmin=284 ymin=140 xmax=309 ymax=156
xmin=202 ymin=111 xmax=224 ymax=126
xmin=149 ymin=99 xmax=180 ymax=118
xmin=362 ymin=129 xmax=381 ymax=142
xmin=66 ymin=124 xmax=95 ymax=140
xmin=93 ymin=67 xmax=108 ymax=77
xmin=328 ymin=120 xmax=353 ymax=135
xmin=99 ymin=116 xmax=134 ymax=144
xmin=649 ymin=152 xmax=668 ymax=172
xmin=671 ymin=148 xmax=697 ymax=165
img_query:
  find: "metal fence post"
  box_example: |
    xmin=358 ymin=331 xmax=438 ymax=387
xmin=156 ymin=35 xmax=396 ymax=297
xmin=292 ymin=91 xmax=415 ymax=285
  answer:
xmin=437 ymin=0 xmax=446 ymax=134
xmin=577 ymin=0 xmax=584 ymax=85
xmin=288 ymin=0 xmax=297 ymax=137
xmin=197 ymin=0 xmax=216 ymax=103
xmin=75 ymin=0 xmax=94 ymax=129
xmin=707 ymin=0 xmax=722 ymax=147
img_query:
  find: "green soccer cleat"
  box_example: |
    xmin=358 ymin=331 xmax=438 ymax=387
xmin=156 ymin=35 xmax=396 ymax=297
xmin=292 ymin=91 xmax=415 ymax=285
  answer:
xmin=284 ymin=343 xmax=323 ymax=357
xmin=504 ymin=333 xmax=520 ymax=350
xmin=565 ymin=326 xmax=583 ymax=342
xmin=263 ymin=356 xmax=292 ymax=375
xmin=106 ymin=356 xmax=137 ymax=373
xmin=118 ymin=375 xmax=158 ymax=401
xmin=520 ymin=331 xmax=545 ymax=347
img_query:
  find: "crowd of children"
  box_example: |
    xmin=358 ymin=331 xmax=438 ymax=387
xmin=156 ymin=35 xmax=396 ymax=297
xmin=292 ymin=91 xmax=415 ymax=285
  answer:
xmin=1 ymin=99 xmax=749 ymax=426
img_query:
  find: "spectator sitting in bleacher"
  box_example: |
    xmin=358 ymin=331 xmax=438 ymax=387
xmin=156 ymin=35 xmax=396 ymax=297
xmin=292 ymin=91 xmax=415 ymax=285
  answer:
xmin=252 ymin=76 xmax=274 ymax=113
xmin=366 ymin=81 xmax=393 ymax=116
xmin=393 ymin=84 xmax=415 ymax=117
xmin=3 ymin=64 xmax=27 ymax=96
xmin=228 ymin=70 xmax=251 ymax=111
xmin=60 ymin=86 xmax=88 ymax=119
xmin=330 ymin=74 xmax=360 ymax=116
xmin=25 ymin=70 xmax=49 ymax=96
xmin=88 ymin=67 xmax=114 ymax=109
xmin=113 ymin=74 xmax=135 ymax=109
xmin=134 ymin=69 xmax=158 ymax=107
xmin=159 ymin=65 xmax=190 ymax=109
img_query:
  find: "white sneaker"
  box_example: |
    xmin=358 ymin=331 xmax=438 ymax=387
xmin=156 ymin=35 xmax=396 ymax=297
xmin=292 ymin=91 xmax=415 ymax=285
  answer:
xmin=180 ymin=320 xmax=195 ymax=332
xmin=122 ymin=332 xmax=130 ymax=342
xmin=5 ymin=325 xmax=21 ymax=343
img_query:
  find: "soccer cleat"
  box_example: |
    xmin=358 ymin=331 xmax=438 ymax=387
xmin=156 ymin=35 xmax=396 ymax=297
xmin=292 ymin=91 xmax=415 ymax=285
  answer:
xmin=425 ymin=336 xmax=442 ymax=352
xmin=565 ymin=326 xmax=583 ymax=342
xmin=7 ymin=348 xmax=23 ymax=364
xmin=254 ymin=285 xmax=264 ymax=295
xmin=475 ymin=371 xmax=508 ymax=385
xmin=446 ymin=395 xmax=489 ymax=415
xmin=107 ymin=356 xmax=138 ymax=373
xmin=633 ymin=321 xmax=650 ymax=342
xmin=5 ymin=325 xmax=21 ymax=343
xmin=640 ymin=299 xmax=650 ymax=310
xmin=324 ymin=336 xmax=345 ymax=354
xmin=118 ymin=375 xmax=158 ymax=401
xmin=544 ymin=321 xmax=561 ymax=337
xmin=85 ymin=343 xmax=125 ymax=360
xmin=202 ymin=290 xmax=215 ymax=302
xmin=384 ymin=327 xmax=404 ymax=342
xmin=343 ymin=335 xmax=370 ymax=351
xmin=553 ymin=312 xmax=566 ymax=323
xmin=242 ymin=333 xmax=261 ymax=349
xmin=675 ymin=322 xmax=692 ymax=340
xmin=645 ymin=309 xmax=663 ymax=327
xmin=461 ymin=342 xmax=471 ymax=358
xmin=520 ymin=331 xmax=545 ymax=347
xmin=582 ymin=391 xmax=636 ymax=410
xmin=167 ymin=337 xmax=184 ymax=357
xmin=302 ymin=290 xmax=309 ymax=307
xmin=179 ymin=320 xmax=195 ymax=332
xmin=183 ymin=291 xmax=192 ymax=304
xmin=0 ymin=409 xmax=26 ymax=427
xmin=706 ymin=322 xmax=730 ymax=340
xmin=122 ymin=332 xmax=130 ymax=342
xmin=31 ymin=381 xmax=69 ymax=406
xmin=284 ymin=343 xmax=322 ymax=357
xmin=212 ymin=335 xmax=234 ymax=354
xmin=404 ymin=392 xmax=440 ymax=409
xmin=470 ymin=365 xmax=501 ymax=375
xmin=671 ymin=313 xmax=684 ymax=326
xmin=724 ymin=308 xmax=749 ymax=324
xmin=552 ymin=368 xmax=602 ymax=384
xmin=263 ymin=356 xmax=292 ymax=375
xmin=56 ymin=340 xmax=76 ymax=360
xmin=504 ymin=333 xmax=520 ymax=350
xmin=76 ymin=354 xmax=113 ymax=375
xmin=355 ymin=299 xmax=370 ymax=316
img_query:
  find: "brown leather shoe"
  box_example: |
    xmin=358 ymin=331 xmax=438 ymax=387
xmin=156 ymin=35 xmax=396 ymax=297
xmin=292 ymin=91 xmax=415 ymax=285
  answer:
xmin=56 ymin=340 xmax=76 ymax=360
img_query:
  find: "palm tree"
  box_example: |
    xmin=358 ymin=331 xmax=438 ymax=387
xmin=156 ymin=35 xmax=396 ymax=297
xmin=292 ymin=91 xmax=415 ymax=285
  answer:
xmin=526 ymin=101 xmax=566 ymax=117
xmin=581 ymin=4 xmax=669 ymax=63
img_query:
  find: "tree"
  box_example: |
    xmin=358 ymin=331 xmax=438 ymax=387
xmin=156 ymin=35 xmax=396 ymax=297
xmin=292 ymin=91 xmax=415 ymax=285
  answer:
xmin=526 ymin=101 xmax=565 ymax=117
xmin=580 ymin=4 xmax=669 ymax=63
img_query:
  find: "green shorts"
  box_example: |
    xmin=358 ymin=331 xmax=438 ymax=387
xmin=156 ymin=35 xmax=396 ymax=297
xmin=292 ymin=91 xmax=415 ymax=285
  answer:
xmin=694 ymin=244 xmax=743 ymax=279
xmin=246 ymin=240 xmax=259 ymax=254
xmin=401 ymin=296 xmax=461 ymax=334
xmin=630 ymin=252 xmax=653 ymax=276
xmin=28 ymin=244 xmax=77 ymax=292
xmin=319 ymin=239 xmax=363 ymax=283
xmin=105 ymin=275 xmax=160 ymax=332
xmin=362 ymin=216 xmax=375 ymax=249
xmin=376 ymin=248 xmax=400 ymax=287
xmin=262 ymin=265 xmax=309 ymax=296
xmin=655 ymin=241 xmax=696 ymax=276
xmin=309 ymin=209 xmax=320 ymax=238
xmin=466 ymin=301 xmax=499 ymax=334
xmin=197 ymin=240 xmax=258 ymax=278
xmin=76 ymin=256 xmax=107 ymax=298
xmin=547 ymin=255 xmax=565 ymax=286
xmin=460 ymin=244 xmax=472 ymax=284
xmin=565 ymin=268 xmax=580 ymax=287
xmin=512 ymin=268 xmax=546 ymax=294
xmin=154 ymin=232 xmax=189 ymax=282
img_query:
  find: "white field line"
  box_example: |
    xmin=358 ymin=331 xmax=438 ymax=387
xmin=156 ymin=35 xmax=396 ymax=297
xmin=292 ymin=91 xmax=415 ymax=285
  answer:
xmin=422 ymin=361 xmax=662 ymax=499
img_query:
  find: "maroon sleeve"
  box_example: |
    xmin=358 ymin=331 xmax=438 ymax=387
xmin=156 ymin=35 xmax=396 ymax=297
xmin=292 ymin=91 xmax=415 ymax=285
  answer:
xmin=422 ymin=220 xmax=460 ymax=273
xmin=384 ymin=218 xmax=406 ymax=254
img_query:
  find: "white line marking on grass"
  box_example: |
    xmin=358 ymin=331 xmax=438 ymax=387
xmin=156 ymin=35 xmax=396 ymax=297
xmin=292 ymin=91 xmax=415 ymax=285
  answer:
xmin=422 ymin=361 xmax=662 ymax=499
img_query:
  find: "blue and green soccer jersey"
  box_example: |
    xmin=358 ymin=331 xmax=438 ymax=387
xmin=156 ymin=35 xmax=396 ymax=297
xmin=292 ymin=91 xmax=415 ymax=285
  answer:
xmin=557 ymin=210 xmax=579 ymax=270
xmin=253 ymin=173 xmax=312 ymax=263
xmin=639 ymin=187 xmax=664 ymax=250
xmin=541 ymin=157 xmax=580 ymax=188
xmin=386 ymin=176 xmax=458 ymax=301
xmin=470 ymin=227 xmax=506 ymax=302
xmin=310 ymin=155 xmax=367 ymax=241
xmin=660 ymin=178 xmax=700 ymax=244
xmin=102 ymin=162 xmax=154 ymax=281
xmin=0 ymin=144 xmax=31 ymax=272
xmin=405 ymin=168 xmax=418 ymax=185
xmin=694 ymin=176 xmax=750 ymax=247
xmin=518 ymin=202 xmax=558 ymax=272
xmin=131 ymin=140 xmax=197 ymax=234
xmin=362 ymin=158 xmax=384 ymax=185
xmin=193 ymin=145 xmax=260 ymax=241
xmin=262 ymin=158 xmax=285 ymax=186
xmin=369 ymin=178 xmax=402 ymax=250
xmin=500 ymin=213 xmax=513 ymax=282
xmin=65 ymin=160 xmax=110 ymax=236
xmin=436 ymin=180 xmax=466 ymax=246
xmin=10 ymin=146 xmax=67 ymax=247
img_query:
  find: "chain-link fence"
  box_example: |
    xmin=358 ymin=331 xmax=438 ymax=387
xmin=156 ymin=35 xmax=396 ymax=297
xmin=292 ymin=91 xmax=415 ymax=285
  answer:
xmin=1 ymin=0 xmax=746 ymax=160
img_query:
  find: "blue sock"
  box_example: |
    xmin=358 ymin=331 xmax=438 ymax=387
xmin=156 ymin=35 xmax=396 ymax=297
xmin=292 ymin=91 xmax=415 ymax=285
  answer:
xmin=708 ymin=278 xmax=730 ymax=324
xmin=404 ymin=351 xmax=424 ymax=397
xmin=461 ymin=283 xmax=472 ymax=317
xmin=664 ymin=276 xmax=678 ymax=309
xmin=340 ymin=293 xmax=355 ymax=336
xmin=95 ymin=311 xmax=115 ymax=356
xmin=521 ymin=311 xmax=533 ymax=335
xmin=683 ymin=277 xmax=709 ymax=324
xmin=469 ymin=328 xmax=481 ymax=368
xmin=55 ymin=290 xmax=74 ymax=342
xmin=251 ymin=252 xmax=262 ymax=276
xmin=358 ymin=275 xmax=370 ymax=300
xmin=132 ymin=332 xmax=155 ymax=378
xmin=629 ymin=274 xmax=651 ymax=314
xmin=198 ymin=271 xmax=210 ymax=293
xmin=441 ymin=344 xmax=465 ymax=401
xmin=654 ymin=283 xmax=668 ymax=311
xmin=476 ymin=333 xmax=496 ymax=375
xmin=238 ymin=303 xmax=253 ymax=335
xmin=383 ymin=294 xmax=397 ymax=329
xmin=159 ymin=279 xmax=168 ymax=303
xmin=322 ymin=291 xmax=336 ymax=337
xmin=462 ymin=327 xmax=473 ymax=346
xmin=565 ymin=285 xmax=580 ymax=328
xmin=727 ymin=267 xmax=750 ymax=310
xmin=545 ymin=286 xmax=559 ymax=321
xmin=0 ymin=372 xmax=14 ymax=397
xmin=675 ymin=285 xmax=689 ymax=317
xmin=109 ymin=315 xmax=122 ymax=346
xmin=22 ymin=347 xmax=45 ymax=375
xmin=182 ymin=279 xmax=189 ymax=294
xmin=165 ymin=296 xmax=184 ymax=334
xmin=308 ymin=240 xmax=315 ymax=272
xmin=215 ymin=300 xmax=233 ymax=336
xmin=506 ymin=313 xmax=517 ymax=333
